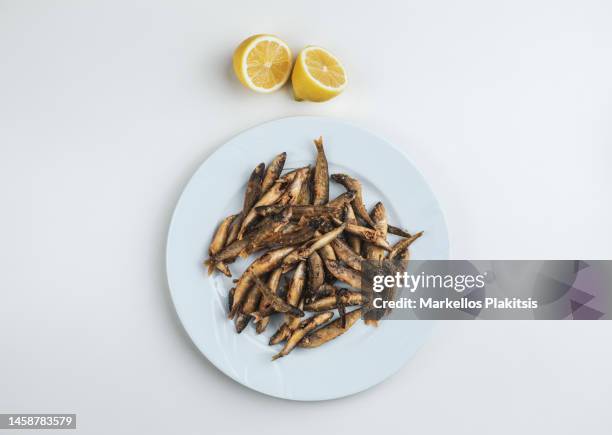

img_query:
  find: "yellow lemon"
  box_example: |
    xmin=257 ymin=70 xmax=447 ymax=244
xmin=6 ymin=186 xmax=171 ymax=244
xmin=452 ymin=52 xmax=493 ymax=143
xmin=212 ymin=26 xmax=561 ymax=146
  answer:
xmin=291 ymin=46 xmax=347 ymax=102
xmin=232 ymin=34 xmax=292 ymax=93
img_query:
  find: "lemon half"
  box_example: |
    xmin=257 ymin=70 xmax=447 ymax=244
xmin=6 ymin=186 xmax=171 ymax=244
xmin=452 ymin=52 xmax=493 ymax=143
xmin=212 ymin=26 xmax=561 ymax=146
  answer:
xmin=291 ymin=46 xmax=347 ymax=102
xmin=233 ymin=34 xmax=292 ymax=93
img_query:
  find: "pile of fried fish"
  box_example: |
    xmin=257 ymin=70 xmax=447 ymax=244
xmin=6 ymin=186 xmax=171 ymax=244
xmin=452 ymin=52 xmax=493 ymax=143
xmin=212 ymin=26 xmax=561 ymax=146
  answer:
xmin=205 ymin=137 xmax=423 ymax=360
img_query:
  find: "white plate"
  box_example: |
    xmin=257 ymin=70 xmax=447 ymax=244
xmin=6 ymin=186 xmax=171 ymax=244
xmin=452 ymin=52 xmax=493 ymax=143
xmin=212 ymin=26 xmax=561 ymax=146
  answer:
xmin=166 ymin=116 xmax=449 ymax=401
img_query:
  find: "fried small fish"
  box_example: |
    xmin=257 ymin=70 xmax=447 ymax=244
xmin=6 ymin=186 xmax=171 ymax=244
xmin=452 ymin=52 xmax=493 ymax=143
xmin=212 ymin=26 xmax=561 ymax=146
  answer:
xmin=312 ymin=137 xmax=329 ymax=205
xmin=307 ymin=283 xmax=338 ymax=303
xmin=345 ymin=223 xmax=390 ymax=250
xmin=250 ymin=272 xmax=304 ymax=318
xmin=208 ymin=214 xmax=235 ymax=257
xmin=275 ymin=167 xmax=309 ymax=207
xmin=281 ymin=224 xmax=346 ymax=272
xmin=269 ymin=323 xmax=291 ymax=346
xmin=241 ymin=208 xmax=293 ymax=256
xmin=330 ymin=173 xmax=376 ymax=227
xmin=261 ymin=152 xmax=287 ymax=194
xmin=263 ymin=227 xmax=316 ymax=250
xmin=307 ymin=251 xmax=325 ymax=296
xmin=269 ymin=261 xmax=307 ymax=345
xmin=243 ymin=163 xmax=265 ymax=216
xmin=238 ymin=181 xmax=288 ymax=240
xmin=365 ymin=202 xmax=388 ymax=262
xmin=296 ymin=167 xmax=312 ymax=205
xmin=234 ymin=284 xmax=262 ymax=333
xmin=327 ymin=191 xmax=356 ymax=209
xmin=317 ymin=242 xmax=336 ymax=262
xmin=255 ymin=268 xmax=283 ymax=334
xmin=331 ymin=238 xmax=364 ymax=271
xmin=299 ymin=309 xmax=362 ymax=348
xmin=225 ymin=211 xmax=243 ymax=246
xmin=255 ymin=204 xmax=342 ymax=220
xmin=304 ymin=290 xmax=367 ymax=312
xmin=230 ymin=246 xmax=295 ymax=318
xmin=208 ymin=238 xmax=249 ymax=264
xmin=206 ymin=214 xmax=238 ymax=275
xmin=324 ymin=259 xmax=363 ymax=290
xmin=271 ymin=312 xmax=333 ymax=360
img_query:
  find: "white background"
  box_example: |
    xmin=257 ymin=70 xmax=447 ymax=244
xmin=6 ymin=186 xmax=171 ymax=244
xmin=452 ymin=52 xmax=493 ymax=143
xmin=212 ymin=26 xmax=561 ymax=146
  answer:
xmin=1 ymin=0 xmax=611 ymax=434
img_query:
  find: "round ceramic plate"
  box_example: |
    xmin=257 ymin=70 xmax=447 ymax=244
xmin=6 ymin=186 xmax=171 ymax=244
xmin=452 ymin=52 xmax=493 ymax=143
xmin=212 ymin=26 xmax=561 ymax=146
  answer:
xmin=166 ymin=116 xmax=449 ymax=401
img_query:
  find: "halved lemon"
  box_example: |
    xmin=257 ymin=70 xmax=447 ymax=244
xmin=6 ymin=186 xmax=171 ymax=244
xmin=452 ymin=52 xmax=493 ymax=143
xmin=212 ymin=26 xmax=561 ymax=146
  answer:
xmin=291 ymin=46 xmax=347 ymax=102
xmin=233 ymin=34 xmax=292 ymax=93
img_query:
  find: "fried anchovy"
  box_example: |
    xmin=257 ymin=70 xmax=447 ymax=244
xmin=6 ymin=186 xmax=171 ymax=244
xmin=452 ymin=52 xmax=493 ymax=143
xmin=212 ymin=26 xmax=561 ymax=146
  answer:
xmin=207 ymin=238 xmax=249 ymax=265
xmin=255 ymin=268 xmax=282 ymax=334
xmin=318 ymin=243 xmax=336 ymax=262
xmin=344 ymin=204 xmax=361 ymax=255
xmin=365 ymin=202 xmax=388 ymax=262
xmin=240 ymin=208 xmax=292 ymax=256
xmin=308 ymin=251 xmax=325 ymax=295
xmin=312 ymin=137 xmax=329 ymax=205
xmin=271 ymin=312 xmax=334 ymax=360
xmin=324 ymin=259 xmax=363 ymax=290
xmin=234 ymin=313 xmax=251 ymax=333
xmin=331 ymin=238 xmax=364 ymax=271
xmin=255 ymin=204 xmax=342 ymax=220
xmin=261 ymin=152 xmax=287 ymax=194
xmin=237 ymin=180 xmax=288 ymax=239
xmin=250 ymin=272 xmax=304 ymax=318
xmin=284 ymin=261 xmax=306 ymax=327
xmin=304 ymin=290 xmax=367 ymax=312
xmin=263 ymin=227 xmax=316 ymax=250
xmin=388 ymin=231 xmax=424 ymax=260
xmin=206 ymin=214 xmax=238 ymax=276
xmin=243 ymin=163 xmax=265 ymax=215
xmin=298 ymin=223 xmax=345 ymax=257
xmin=268 ymin=319 xmax=291 ymax=345
xmin=234 ymin=283 xmax=262 ymax=333
xmin=209 ymin=214 xmax=235 ymax=256
xmin=345 ymin=223 xmax=390 ymax=250
xmin=330 ymin=173 xmax=376 ymax=227
xmin=308 ymin=283 xmax=338 ymax=303
xmin=298 ymin=308 xmax=363 ymax=348
xmin=269 ymin=261 xmax=306 ymax=345
xmin=278 ymin=167 xmax=299 ymax=182
xmin=244 ymin=206 xmax=295 ymax=234
xmin=275 ymin=167 xmax=309 ymax=206
xmin=364 ymin=205 xmax=387 ymax=328
xmin=226 ymin=163 xmax=264 ymax=249
xmin=229 ymin=246 xmax=295 ymax=317
xmin=225 ymin=211 xmax=243 ymax=245
xmin=327 ymin=191 xmax=356 ymax=209
xmin=387 ymin=224 xmax=412 ymax=238
xmin=281 ymin=224 xmax=346 ymax=272
xmin=214 ymin=262 xmax=232 ymax=277
xmin=296 ymin=167 xmax=312 ymax=205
